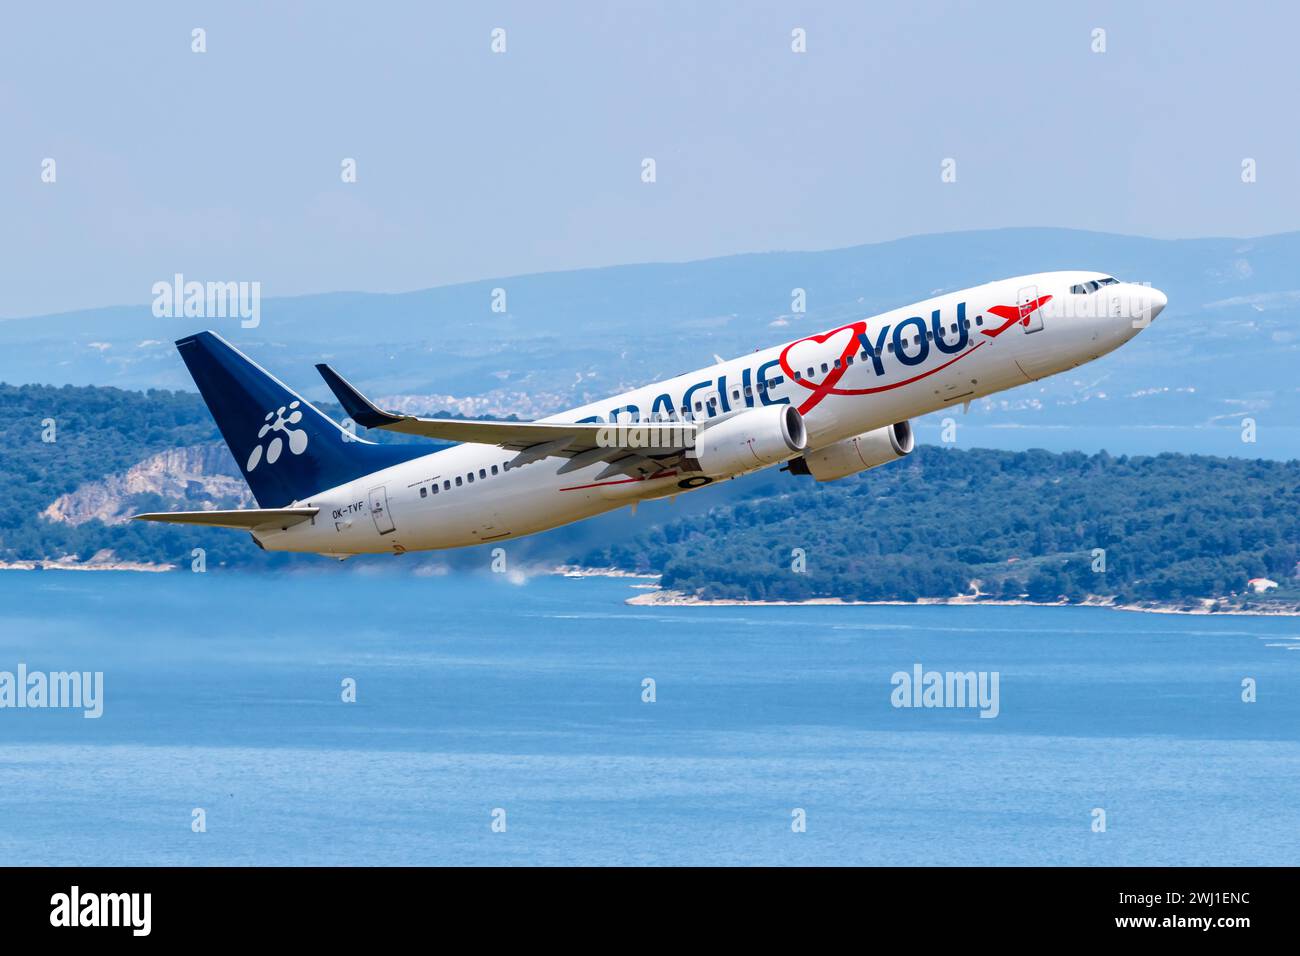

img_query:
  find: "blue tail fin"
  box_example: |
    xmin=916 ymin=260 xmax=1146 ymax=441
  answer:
xmin=176 ymin=331 xmax=427 ymax=507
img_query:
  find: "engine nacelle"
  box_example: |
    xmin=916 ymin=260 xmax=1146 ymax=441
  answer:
xmin=692 ymin=405 xmax=808 ymax=477
xmin=790 ymin=421 xmax=914 ymax=482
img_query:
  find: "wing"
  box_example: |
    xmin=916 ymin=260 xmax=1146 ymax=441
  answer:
xmin=316 ymin=363 xmax=695 ymax=478
xmin=132 ymin=507 xmax=319 ymax=531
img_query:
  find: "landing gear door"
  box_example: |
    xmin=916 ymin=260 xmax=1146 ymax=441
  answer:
xmin=369 ymin=485 xmax=396 ymax=535
xmin=1018 ymin=285 xmax=1044 ymax=334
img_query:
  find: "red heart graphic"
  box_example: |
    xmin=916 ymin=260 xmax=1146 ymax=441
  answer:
xmin=776 ymin=315 xmax=991 ymax=414
xmin=778 ymin=322 xmax=868 ymax=415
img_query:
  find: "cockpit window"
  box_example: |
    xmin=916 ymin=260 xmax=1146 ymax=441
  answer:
xmin=1070 ymin=276 xmax=1120 ymax=294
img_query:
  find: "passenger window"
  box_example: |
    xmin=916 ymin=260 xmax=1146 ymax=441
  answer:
xmin=694 ymin=401 xmax=702 ymax=411
xmin=420 ymin=487 xmax=427 ymax=498
xmin=887 ymin=342 xmax=894 ymax=353
xmin=820 ymin=363 xmax=828 ymax=373
xmin=976 ymin=315 xmax=983 ymax=326
xmin=859 ymin=350 xmax=868 ymax=361
xmin=432 ymin=484 xmax=439 ymax=495
xmin=455 ymin=476 xmax=462 ymax=487
xmin=491 ymin=465 xmax=499 ymax=476
xmin=443 ymin=480 xmax=451 ymax=490
xmin=845 ymin=355 xmax=853 ymax=366
xmin=479 ymin=468 xmax=486 ymax=479
xmin=793 ymin=371 xmax=802 ymax=381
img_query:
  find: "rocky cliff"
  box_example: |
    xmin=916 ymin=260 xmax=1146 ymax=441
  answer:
xmin=42 ymin=444 xmax=254 ymax=526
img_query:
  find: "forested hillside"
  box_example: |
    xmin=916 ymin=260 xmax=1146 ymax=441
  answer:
xmin=578 ymin=446 xmax=1300 ymax=608
xmin=0 ymin=383 xmax=438 ymax=569
xmin=3 ymin=383 xmax=1297 ymax=609
xmin=0 ymin=383 xmax=221 ymax=565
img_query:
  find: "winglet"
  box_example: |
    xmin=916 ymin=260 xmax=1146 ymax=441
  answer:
xmin=315 ymin=364 xmax=404 ymax=428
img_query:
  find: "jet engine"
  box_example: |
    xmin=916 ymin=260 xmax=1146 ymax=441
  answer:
xmin=691 ymin=405 xmax=807 ymax=477
xmin=787 ymin=420 xmax=914 ymax=482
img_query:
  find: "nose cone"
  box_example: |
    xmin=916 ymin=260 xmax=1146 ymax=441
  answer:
xmin=1149 ymin=288 xmax=1167 ymax=321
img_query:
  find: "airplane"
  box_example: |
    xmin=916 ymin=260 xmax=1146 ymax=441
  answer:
xmin=135 ymin=271 xmax=1167 ymax=557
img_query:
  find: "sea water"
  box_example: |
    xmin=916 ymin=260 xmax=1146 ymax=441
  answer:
xmin=0 ymin=570 xmax=1296 ymax=866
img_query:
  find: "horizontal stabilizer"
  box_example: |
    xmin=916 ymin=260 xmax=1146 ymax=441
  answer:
xmin=131 ymin=507 xmax=319 ymax=532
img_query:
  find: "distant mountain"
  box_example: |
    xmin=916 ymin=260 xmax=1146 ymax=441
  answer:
xmin=2 ymin=228 xmax=1296 ymax=457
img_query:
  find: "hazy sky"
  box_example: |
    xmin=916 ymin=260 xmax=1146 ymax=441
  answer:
xmin=2 ymin=1 xmax=1297 ymax=316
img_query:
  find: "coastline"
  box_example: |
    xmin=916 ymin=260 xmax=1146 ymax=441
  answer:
xmin=552 ymin=564 xmax=661 ymax=580
xmin=3 ymin=560 xmax=1293 ymax=616
xmin=0 ymin=561 xmax=175 ymax=573
xmin=622 ymin=585 xmax=1300 ymax=617
xmin=0 ymin=553 xmax=175 ymax=573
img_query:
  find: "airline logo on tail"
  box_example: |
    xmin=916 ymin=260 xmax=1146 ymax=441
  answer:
xmin=247 ymin=401 xmax=309 ymax=472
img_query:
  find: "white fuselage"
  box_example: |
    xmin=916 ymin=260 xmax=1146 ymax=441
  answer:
xmin=257 ymin=271 xmax=1166 ymax=556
